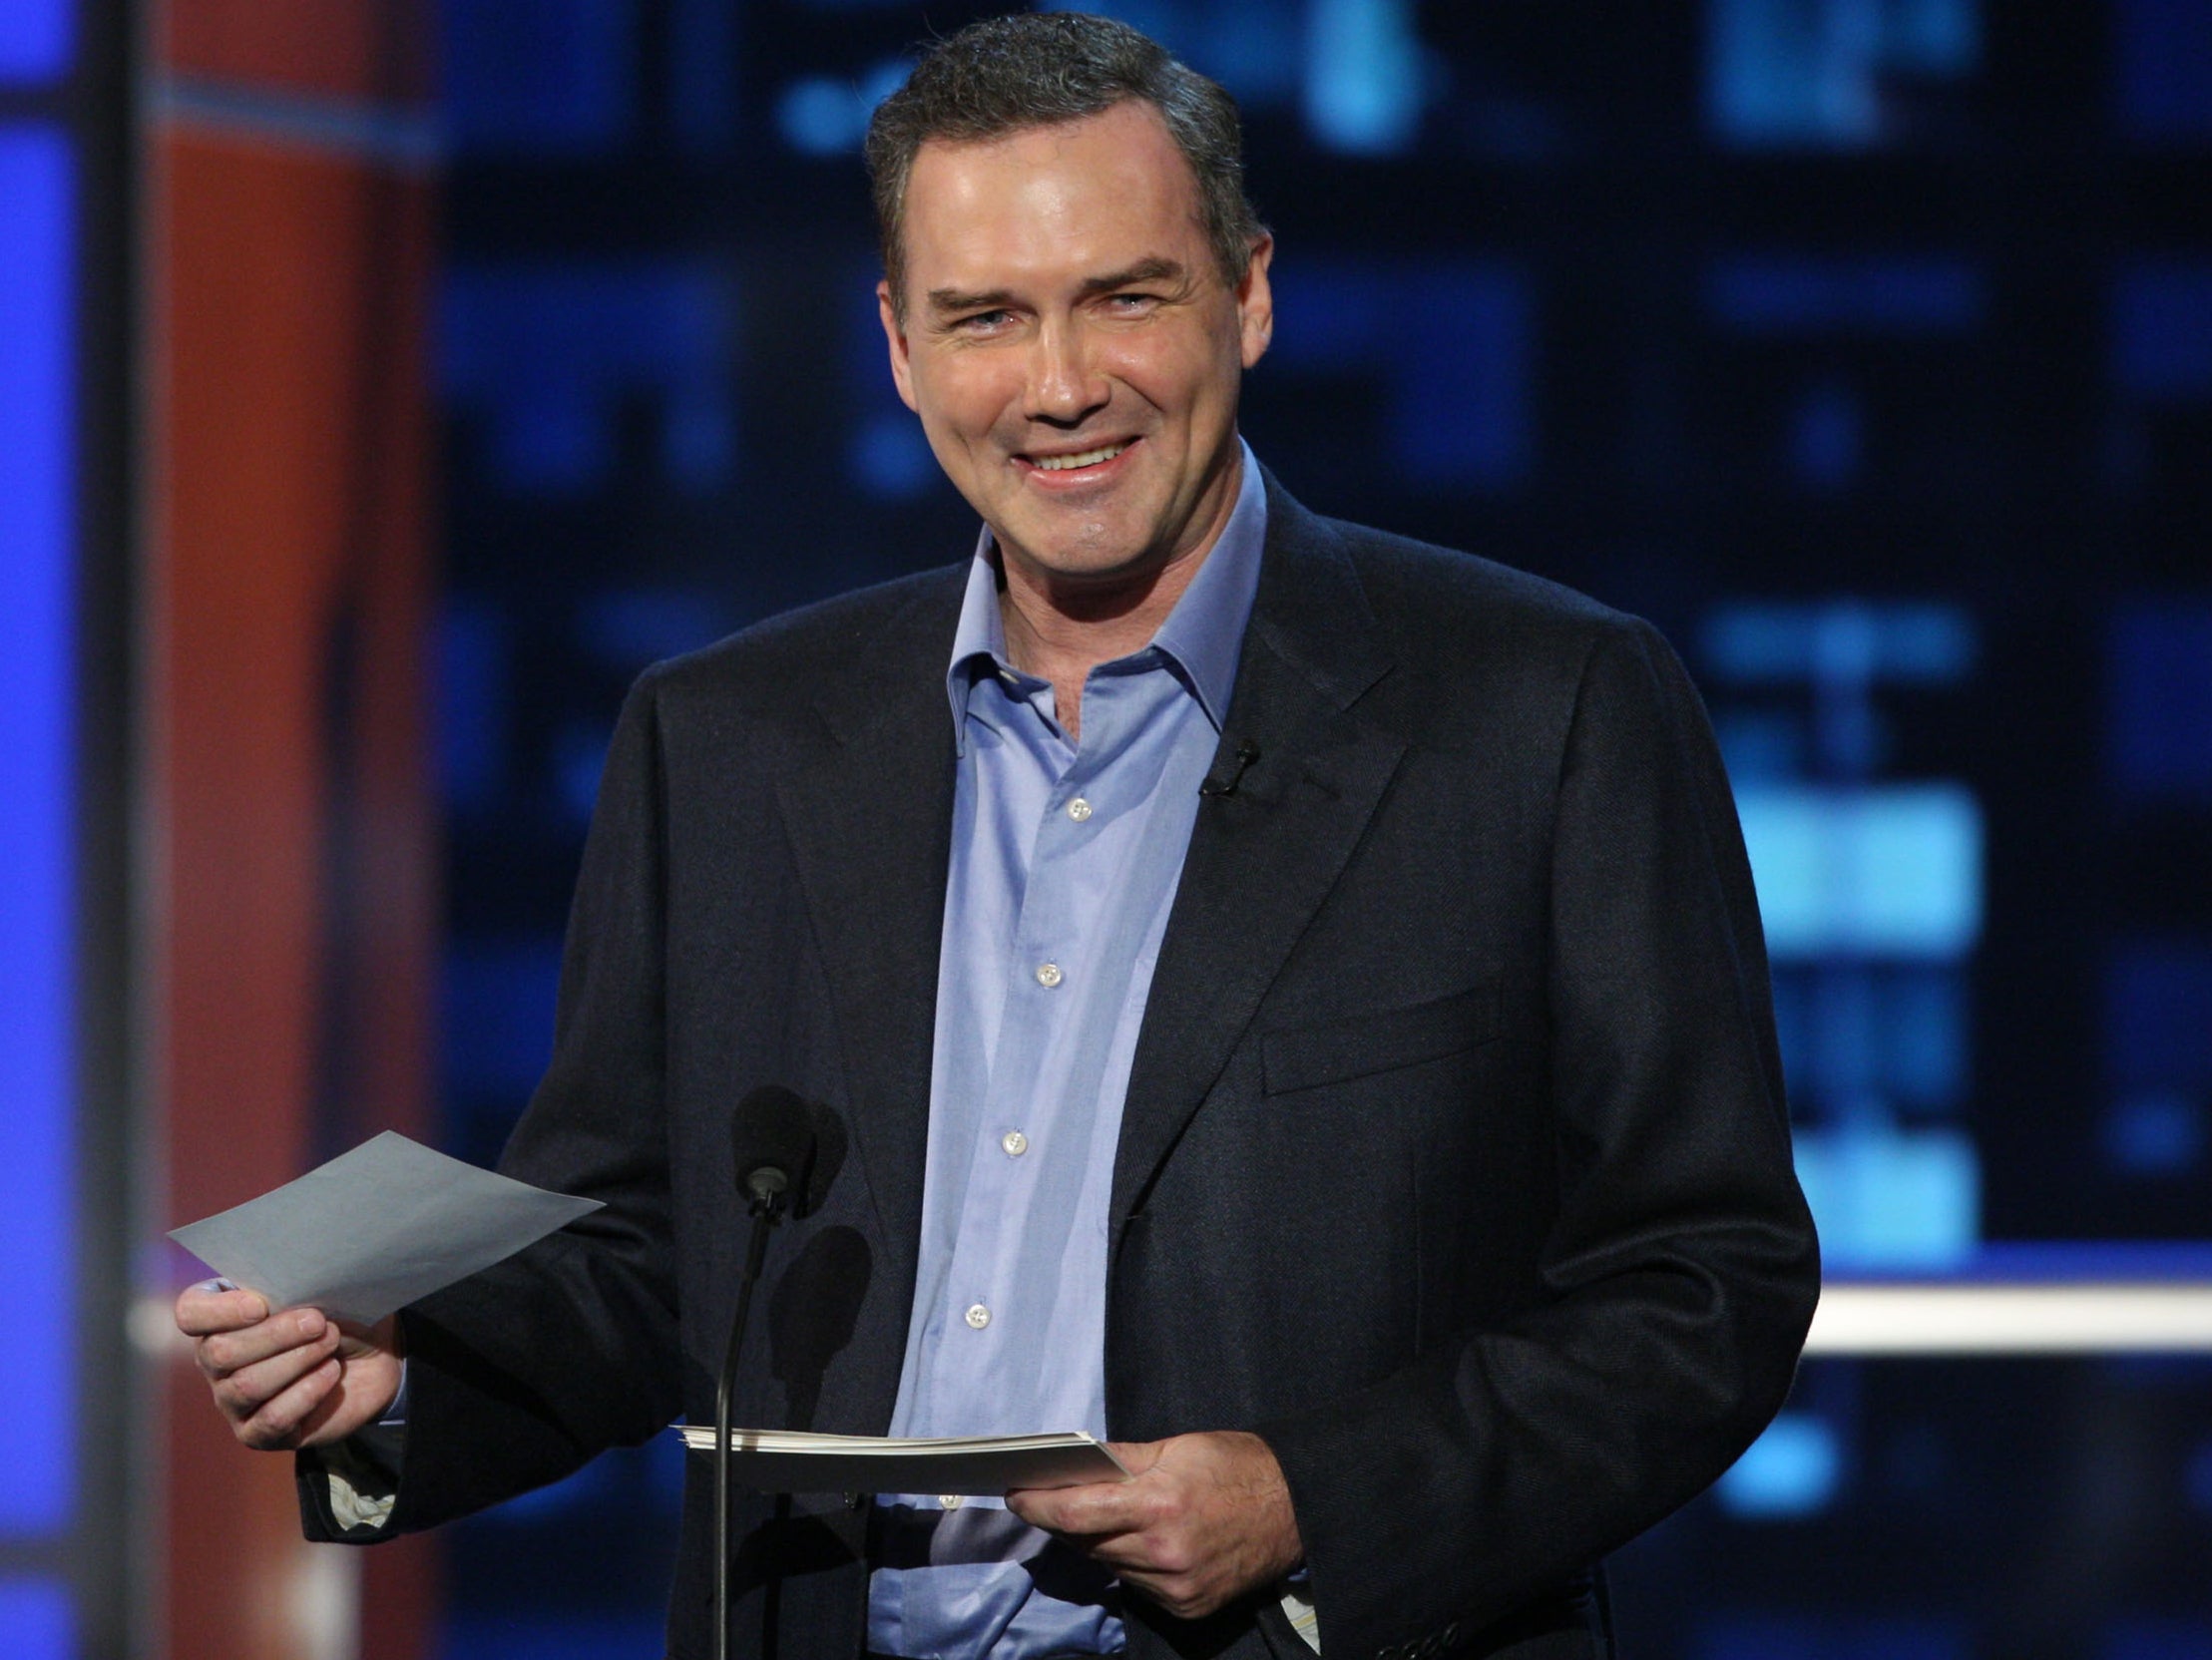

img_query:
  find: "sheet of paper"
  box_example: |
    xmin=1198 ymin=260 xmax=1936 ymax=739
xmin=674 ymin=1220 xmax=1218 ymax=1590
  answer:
xmin=674 ymin=1427 xmax=1129 ymax=1496
xmin=170 ymin=1131 xmax=603 ymax=1326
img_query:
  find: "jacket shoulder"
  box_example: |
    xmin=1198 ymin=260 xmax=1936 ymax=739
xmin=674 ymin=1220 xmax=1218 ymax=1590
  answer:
xmin=1300 ymin=514 xmax=1673 ymax=711
xmin=1320 ymin=515 xmax=1630 ymax=646
xmin=629 ymin=563 xmax=966 ymax=724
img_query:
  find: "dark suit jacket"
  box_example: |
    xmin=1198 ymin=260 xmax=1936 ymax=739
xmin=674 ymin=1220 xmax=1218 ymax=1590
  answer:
xmin=306 ymin=475 xmax=1818 ymax=1660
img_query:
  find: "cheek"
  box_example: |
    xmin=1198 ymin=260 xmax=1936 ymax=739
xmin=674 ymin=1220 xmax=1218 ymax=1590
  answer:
xmin=913 ymin=361 xmax=1019 ymax=445
xmin=1107 ymin=331 xmax=1238 ymax=419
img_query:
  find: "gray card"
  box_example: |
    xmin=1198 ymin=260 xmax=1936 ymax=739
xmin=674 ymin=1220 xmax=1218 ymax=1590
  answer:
xmin=170 ymin=1131 xmax=603 ymax=1325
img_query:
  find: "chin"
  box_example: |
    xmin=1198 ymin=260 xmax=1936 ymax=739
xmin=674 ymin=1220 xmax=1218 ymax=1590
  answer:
xmin=1051 ymin=528 xmax=1171 ymax=575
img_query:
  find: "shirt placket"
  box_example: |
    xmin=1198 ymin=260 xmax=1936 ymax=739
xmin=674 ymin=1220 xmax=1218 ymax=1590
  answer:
xmin=934 ymin=677 xmax=1105 ymax=1405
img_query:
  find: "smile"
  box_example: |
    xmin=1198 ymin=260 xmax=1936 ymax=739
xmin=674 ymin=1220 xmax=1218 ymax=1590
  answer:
xmin=1027 ymin=441 xmax=1132 ymax=472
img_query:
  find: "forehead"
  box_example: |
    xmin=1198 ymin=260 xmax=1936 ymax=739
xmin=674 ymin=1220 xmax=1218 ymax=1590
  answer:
xmin=899 ymin=102 xmax=1209 ymax=287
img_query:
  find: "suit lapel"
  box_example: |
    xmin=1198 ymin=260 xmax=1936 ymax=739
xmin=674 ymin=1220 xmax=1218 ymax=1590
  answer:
xmin=1110 ymin=482 xmax=1404 ymax=1238
xmin=773 ymin=574 xmax=964 ymax=1317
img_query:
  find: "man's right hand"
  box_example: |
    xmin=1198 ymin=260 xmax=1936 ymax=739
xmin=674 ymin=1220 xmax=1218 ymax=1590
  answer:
xmin=175 ymin=1282 xmax=402 ymax=1451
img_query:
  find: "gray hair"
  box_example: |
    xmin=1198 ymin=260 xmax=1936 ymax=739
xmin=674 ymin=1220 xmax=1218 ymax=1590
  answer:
xmin=865 ymin=12 xmax=1267 ymax=321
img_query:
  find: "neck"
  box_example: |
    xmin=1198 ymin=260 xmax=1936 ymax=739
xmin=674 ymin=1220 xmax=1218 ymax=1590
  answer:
xmin=992 ymin=447 xmax=1246 ymax=743
xmin=998 ymin=550 xmax=1196 ymax=677
xmin=997 ymin=556 xmax=1200 ymax=746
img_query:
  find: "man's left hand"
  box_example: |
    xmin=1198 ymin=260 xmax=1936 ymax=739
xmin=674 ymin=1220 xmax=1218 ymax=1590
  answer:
xmin=1006 ymin=1430 xmax=1304 ymax=1620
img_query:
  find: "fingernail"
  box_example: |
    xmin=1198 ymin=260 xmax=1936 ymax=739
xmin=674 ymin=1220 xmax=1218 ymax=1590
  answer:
xmin=198 ymin=1278 xmax=236 ymax=1293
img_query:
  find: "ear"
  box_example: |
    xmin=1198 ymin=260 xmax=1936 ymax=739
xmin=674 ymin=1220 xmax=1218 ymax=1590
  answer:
xmin=878 ymin=279 xmax=920 ymax=413
xmin=1236 ymin=234 xmax=1275 ymax=371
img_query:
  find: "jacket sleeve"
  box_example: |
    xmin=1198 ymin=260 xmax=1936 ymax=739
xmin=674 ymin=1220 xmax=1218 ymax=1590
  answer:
xmin=300 ymin=666 xmax=686 ymax=1538
xmin=1258 ymin=618 xmax=1819 ymax=1658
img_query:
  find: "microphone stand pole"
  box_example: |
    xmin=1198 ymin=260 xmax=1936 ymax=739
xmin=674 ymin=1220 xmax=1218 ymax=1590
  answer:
xmin=715 ymin=1180 xmax=785 ymax=1660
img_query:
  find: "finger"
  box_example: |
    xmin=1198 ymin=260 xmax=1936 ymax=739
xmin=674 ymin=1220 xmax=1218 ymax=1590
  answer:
xmin=1059 ymin=1527 xmax=1175 ymax=1578
xmin=212 ymin=1322 xmax=343 ymax=1425
xmin=1007 ymin=1476 xmax=1148 ymax=1537
xmin=174 ymin=1282 xmax=270 ymax=1337
xmin=330 ymin=1312 xmax=401 ymax=1365
xmin=235 ymin=1354 xmax=345 ymax=1452
xmin=196 ymin=1305 xmax=329 ymax=1380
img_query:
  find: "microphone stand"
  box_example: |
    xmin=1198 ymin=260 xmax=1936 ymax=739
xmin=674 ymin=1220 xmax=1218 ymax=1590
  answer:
xmin=715 ymin=1172 xmax=788 ymax=1660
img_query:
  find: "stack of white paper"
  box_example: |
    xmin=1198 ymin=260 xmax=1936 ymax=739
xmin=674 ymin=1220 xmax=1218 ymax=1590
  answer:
xmin=675 ymin=1427 xmax=1129 ymax=1496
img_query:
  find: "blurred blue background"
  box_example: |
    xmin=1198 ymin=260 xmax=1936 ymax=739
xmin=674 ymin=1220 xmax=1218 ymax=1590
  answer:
xmin=8 ymin=0 xmax=2208 ymax=1655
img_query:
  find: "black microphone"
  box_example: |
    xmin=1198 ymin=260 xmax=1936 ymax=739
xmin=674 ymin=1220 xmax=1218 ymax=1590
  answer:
xmin=1199 ymin=737 xmax=1261 ymax=796
xmin=732 ymin=1084 xmax=815 ymax=1213
xmin=715 ymin=1086 xmax=816 ymax=1660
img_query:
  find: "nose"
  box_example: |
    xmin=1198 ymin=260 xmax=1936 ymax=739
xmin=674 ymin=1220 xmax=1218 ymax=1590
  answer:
xmin=1023 ymin=317 xmax=1108 ymax=426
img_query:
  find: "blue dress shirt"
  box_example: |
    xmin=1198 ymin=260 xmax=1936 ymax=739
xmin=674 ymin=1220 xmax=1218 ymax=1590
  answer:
xmin=866 ymin=444 xmax=1268 ymax=1660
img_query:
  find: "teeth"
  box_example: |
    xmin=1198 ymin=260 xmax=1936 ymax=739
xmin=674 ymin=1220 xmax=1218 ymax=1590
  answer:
xmin=1033 ymin=443 xmax=1127 ymax=472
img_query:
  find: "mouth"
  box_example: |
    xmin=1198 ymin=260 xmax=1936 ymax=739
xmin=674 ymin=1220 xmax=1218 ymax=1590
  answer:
xmin=1018 ymin=438 xmax=1138 ymax=478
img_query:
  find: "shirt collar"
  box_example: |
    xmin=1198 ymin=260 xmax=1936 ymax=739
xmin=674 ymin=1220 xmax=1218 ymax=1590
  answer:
xmin=944 ymin=438 xmax=1267 ymax=746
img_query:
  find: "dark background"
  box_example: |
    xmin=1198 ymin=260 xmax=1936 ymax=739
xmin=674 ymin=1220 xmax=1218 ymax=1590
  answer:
xmin=422 ymin=3 xmax=2212 ymax=1656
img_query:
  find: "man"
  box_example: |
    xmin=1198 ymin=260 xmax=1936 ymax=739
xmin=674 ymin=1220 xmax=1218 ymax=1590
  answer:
xmin=179 ymin=15 xmax=1818 ymax=1660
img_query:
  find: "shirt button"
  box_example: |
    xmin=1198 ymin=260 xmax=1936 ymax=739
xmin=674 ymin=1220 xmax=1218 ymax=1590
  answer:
xmin=1002 ymin=1129 xmax=1029 ymax=1157
xmin=1067 ymin=797 xmax=1093 ymax=822
xmin=940 ymin=1493 xmax=965 ymax=1510
xmin=1035 ymin=962 xmax=1063 ymax=989
xmin=965 ymin=1303 xmax=991 ymax=1330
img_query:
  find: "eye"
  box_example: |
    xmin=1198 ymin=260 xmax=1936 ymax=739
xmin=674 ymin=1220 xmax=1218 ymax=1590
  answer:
xmin=955 ymin=308 xmax=1015 ymax=333
xmin=1105 ymin=291 xmax=1159 ymax=313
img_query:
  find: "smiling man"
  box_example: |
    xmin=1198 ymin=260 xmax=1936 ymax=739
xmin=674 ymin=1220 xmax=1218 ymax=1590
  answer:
xmin=879 ymin=90 xmax=1274 ymax=743
xmin=178 ymin=15 xmax=1817 ymax=1660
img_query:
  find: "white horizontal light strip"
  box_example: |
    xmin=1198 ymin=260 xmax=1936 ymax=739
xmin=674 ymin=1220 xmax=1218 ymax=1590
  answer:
xmin=1806 ymin=1282 xmax=2212 ymax=1355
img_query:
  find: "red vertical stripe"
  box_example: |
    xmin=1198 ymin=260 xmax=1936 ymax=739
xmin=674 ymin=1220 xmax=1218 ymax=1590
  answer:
xmin=149 ymin=4 xmax=438 ymax=1656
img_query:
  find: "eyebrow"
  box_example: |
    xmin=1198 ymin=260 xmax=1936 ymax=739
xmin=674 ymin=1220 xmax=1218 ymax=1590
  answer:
xmin=924 ymin=256 xmax=1190 ymax=317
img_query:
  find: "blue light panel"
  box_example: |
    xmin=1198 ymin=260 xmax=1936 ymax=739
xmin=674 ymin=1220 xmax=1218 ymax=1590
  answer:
xmin=1707 ymin=255 xmax=1983 ymax=336
xmin=1715 ymin=1413 xmax=1841 ymax=1517
xmin=1707 ymin=0 xmax=1979 ymax=150
xmin=1735 ymin=783 xmax=1983 ymax=959
xmin=0 ymin=1581 xmax=72 ymax=1660
xmin=442 ymin=942 xmax=563 ymax=1100
xmin=0 ymin=126 xmax=76 ymax=1538
xmin=844 ymin=267 xmax=937 ymax=501
xmin=667 ymin=0 xmax=735 ymax=154
xmin=441 ymin=262 xmax=735 ymax=494
xmin=444 ymin=0 xmax=636 ymax=155
xmin=1270 ymin=259 xmax=1533 ymax=490
xmin=2113 ymin=261 xmax=2212 ymax=402
xmin=2116 ymin=0 xmax=2212 ymax=142
xmin=2105 ymin=941 xmax=2212 ymax=1094
xmin=774 ymin=61 xmax=907 ymax=156
xmin=2107 ymin=603 xmax=2212 ymax=801
xmin=1040 ymin=0 xmax=1306 ymax=104
xmin=0 ymin=0 xmax=71 ymax=83
xmin=1703 ymin=601 xmax=1977 ymax=685
xmin=1304 ymin=0 xmax=1421 ymax=155
xmin=1792 ymin=1123 xmax=1979 ymax=1269
xmin=2107 ymin=1621 xmax=2212 ymax=1660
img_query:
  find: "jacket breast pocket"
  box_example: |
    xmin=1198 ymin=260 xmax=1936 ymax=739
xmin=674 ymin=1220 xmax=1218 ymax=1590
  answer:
xmin=1260 ymin=980 xmax=1502 ymax=1097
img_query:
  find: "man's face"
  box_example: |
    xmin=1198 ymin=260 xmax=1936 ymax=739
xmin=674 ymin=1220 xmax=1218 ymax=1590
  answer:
xmin=879 ymin=100 xmax=1273 ymax=595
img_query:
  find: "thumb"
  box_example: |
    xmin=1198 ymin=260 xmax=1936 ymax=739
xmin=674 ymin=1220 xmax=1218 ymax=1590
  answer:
xmin=1104 ymin=1439 xmax=1164 ymax=1477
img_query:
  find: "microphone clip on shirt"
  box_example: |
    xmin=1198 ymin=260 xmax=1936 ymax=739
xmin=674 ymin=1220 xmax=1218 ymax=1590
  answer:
xmin=1199 ymin=739 xmax=1261 ymax=797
